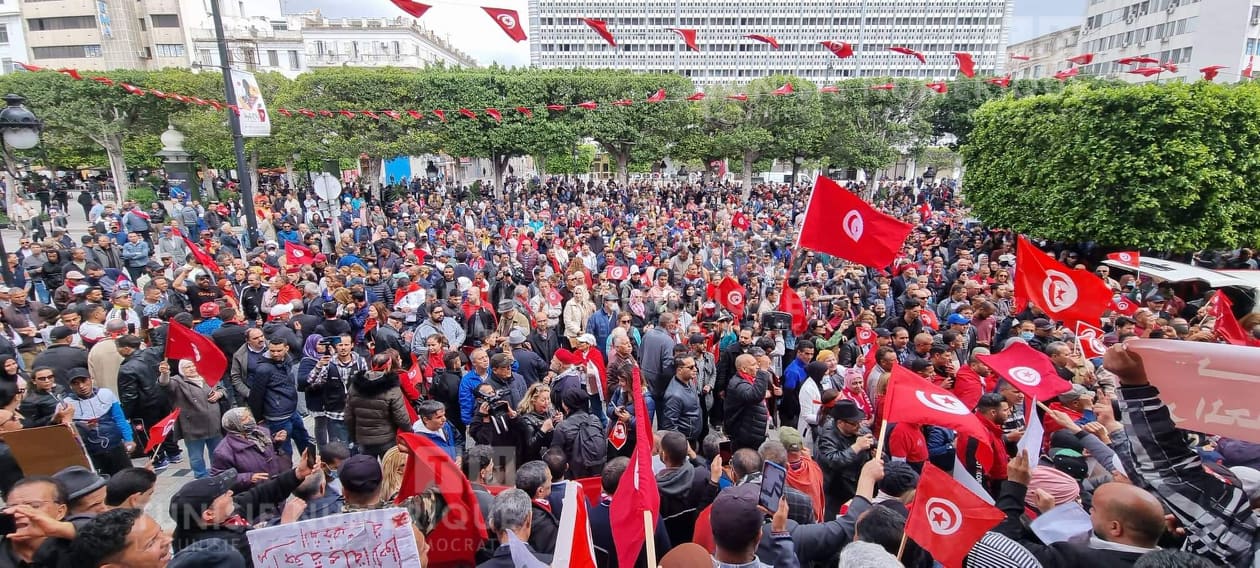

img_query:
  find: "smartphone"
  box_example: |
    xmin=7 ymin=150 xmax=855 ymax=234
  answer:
xmin=303 ymin=448 xmax=316 ymax=470
xmin=759 ymin=461 xmax=787 ymax=514
xmin=719 ymin=440 xmax=733 ymax=467
xmin=0 ymin=512 xmax=15 ymax=536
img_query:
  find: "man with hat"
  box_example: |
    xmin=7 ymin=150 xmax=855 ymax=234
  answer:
xmin=52 ymin=465 xmax=109 ymax=517
xmin=661 ymin=353 xmax=703 ymax=444
xmin=1030 ymin=317 xmax=1056 ymax=353
xmin=169 ymin=457 xmax=319 ymax=560
xmin=1043 ymin=384 xmax=1096 ymax=436
xmin=33 ymin=326 xmax=88 ymax=391
xmin=815 ymin=398 xmax=874 ymax=519
xmin=496 ymin=298 xmax=530 ymax=339
xmin=63 ymin=368 xmax=136 ymax=474
xmin=117 ymin=334 xmax=182 ymax=469
xmin=53 ymin=270 xmax=86 ymax=311
xmin=780 ymin=427 xmax=825 ymax=523
xmin=509 ymin=328 xmax=548 ymax=387
xmin=371 ymin=311 xmax=410 ymax=360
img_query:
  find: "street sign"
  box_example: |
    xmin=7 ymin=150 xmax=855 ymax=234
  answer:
xmin=312 ymin=173 xmax=342 ymax=202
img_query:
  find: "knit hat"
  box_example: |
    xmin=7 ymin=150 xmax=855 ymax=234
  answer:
xmin=1025 ymin=465 xmax=1081 ymax=508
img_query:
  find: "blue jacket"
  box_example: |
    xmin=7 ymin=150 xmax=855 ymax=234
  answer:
xmin=585 ymin=308 xmax=617 ymax=358
xmin=276 ymin=229 xmax=301 ymax=246
xmin=120 ymin=240 xmax=152 ymax=267
xmin=255 ymin=356 xmax=298 ymax=421
xmin=783 ymin=358 xmax=808 ymax=390
xmin=459 ymin=370 xmax=487 ymax=426
xmin=415 ymin=422 xmax=459 ymax=461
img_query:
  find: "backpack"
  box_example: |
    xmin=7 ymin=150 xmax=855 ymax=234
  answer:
xmin=570 ymin=414 xmax=607 ymax=471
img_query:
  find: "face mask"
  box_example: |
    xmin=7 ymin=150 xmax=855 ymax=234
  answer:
xmin=1020 ymin=331 xmax=1035 ymax=341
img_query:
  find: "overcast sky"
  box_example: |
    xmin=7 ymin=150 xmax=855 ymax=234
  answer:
xmin=282 ymin=0 xmax=1088 ymax=67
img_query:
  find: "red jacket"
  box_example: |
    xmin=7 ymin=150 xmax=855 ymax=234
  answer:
xmin=957 ymin=414 xmax=1008 ymax=485
xmin=952 ymin=365 xmax=989 ymax=411
xmin=887 ymin=422 xmax=928 ymax=464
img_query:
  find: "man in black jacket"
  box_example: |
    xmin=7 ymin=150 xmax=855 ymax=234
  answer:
xmin=723 ymin=353 xmax=770 ymax=451
xmin=371 ymin=312 xmax=409 ymax=360
xmin=712 ymin=327 xmax=755 ymax=426
xmin=169 ymin=460 xmax=318 ymax=561
xmin=514 ymin=461 xmax=558 ymax=555
xmin=655 ymin=431 xmax=720 ymax=545
xmin=32 ymin=326 xmax=88 ymax=391
xmin=815 ymin=399 xmax=874 ymax=520
xmin=116 ymin=334 xmax=181 ymax=466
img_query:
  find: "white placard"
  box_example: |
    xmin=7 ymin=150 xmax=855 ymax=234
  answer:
xmin=231 ymin=69 xmax=271 ymax=138
xmin=246 ymin=507 xmax=420 ymax=567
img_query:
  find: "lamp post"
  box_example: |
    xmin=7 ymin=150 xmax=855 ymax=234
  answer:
xmin=0 ymin=94 xmax=43 ymax=285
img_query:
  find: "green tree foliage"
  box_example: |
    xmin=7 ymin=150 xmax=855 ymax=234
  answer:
xmin=816 ymin=78 xmax=937 ymax=179
xmin=930 ymin=78 xmax=1068 ymax=149
xmin=961 ymin=81 xmax=1260 ymax=251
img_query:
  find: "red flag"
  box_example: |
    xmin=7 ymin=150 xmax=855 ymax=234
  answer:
xmin=389 ymin=0 xmax=431 ymax=18
xmin=15 ymin=62 xmax=44 ymax=72
xmin=976 ymin=342 xmax=1072 ymax=402
xmin=889 ymin=46 xmax=926 ymax=63
xmin=144 ymin=408 xmax=181 ymax=454
xmin=297 ymin=108 xmax=316 ymax=118
xmin=953 ymin=52 xmax=976 ymax=77
xmin=708 ymin=277 xmax=747 ymax=317
xmin=609 ymin=365 xmax=659 ymax=568
xmin=181 ymin=236 xmax=222 ymax=276
xmin=485 ymin=108 xmax=502 ymax=122
xmin=612 ymin=99 xmax=633 ymax=107
xmin=856 ymin=326 xmax=877 ymax=347
xmin=671 ymin=29 xmax=699 ymax=51
xmin=1208 ymin=291 xmax=1248 ymax=345
xmin=1013 ymin=236 xmax=1110 ymax=325
xmin=1010 ymin=54 xmax=1031 ymax=61
xmin=360 ymin=110 xmax=380 ymax=119
xmin=120 ymin=84 xmax=146 ymax=96
xmin=1161 ymin=61 xmax=1178 ymax=73
xmin=1118 ymin=56 xmax=1160 ymax=65
xmin=171 ymin=94 xmax=191 ymax=103
xmin=1127 ymin=67 xmax=1164 ymax=77
xmin=515 ymin=106 xmax=533 ymax=117
xmin=458 ymin=108 xmax=477 ymax=120
xmin=686 ymin=92 xmax=706 ymax=101
xmin=905 ymin=463 xmax=1006 ymax=568
xmin=987 ymin=76 xmax=1012 ymax=88
xmin=605 ymin=265 xmax=629 ymax=281
xmin=276 ymin=108 xmax=291 ymax=117
xmin=57 ymin=68 xmax=82 ymax=81
xmin=726 ymin=93 xmax=748 ymax=101
xmin=546 ymin=104 xmax=568 ymax=111
xmin=820 ymin=41 xmax=854 ymax=59
xmin=745 ymin=34 xmax=779 ymax=48
xmin=483 ymin=7 xmax=526 ymax=42
xmin=338 ymin=109 xmax=356 ymax=118
xmin=382 ymin=110 xmax=401 ymax=120
xmin=433 ymin=109 xmax=447 ymax=122
xmin=919 ymin=310 xmax=939 ymax=331
xmin=317 ymin=109 xmax=331 ymax=117
xmin=284 ymin=241 xmax=316 ymax=265
xmin=1054 ymin=68 xmax=1079 ymax=81
xmin=189 ymin=97 xmax=208 ymax=106
xmin=149 ymin=89 xmax=169 ymax=99
xmin=553 ymin=480 xmax=598 ymax=567
xmin=819 ymin=85 xmax=839 ymax=93
xmin=646 ymin=89 xmax=666 ymax=103
xmin=608 ymin=420 xmax=628 ymax=450
xmin=870 ymin=83 xmax=896 ymax=91
xmin=771 ymin=83 xmax=794 ymax=96
xmin=1106 ymin=251 xmax=1140 ymax=268
xmin=797 ymin=175 xmax=913 ymax=268
xmin=1067 ymin=53 xmax=1095 ymax=65
xmin=1201 ymin=65 xmax=1227 ymax=81
xmin=926 ymin=82 xmax=949 ymax=94
xmin=1245 ymin=56 xmax=1255 ymax=79
xmin=1074 ymin=321 xmax=1108 ymax=359
xmin=396 ymin=432 xmax=487 ymax=565
xmin=1110 ymin=296 xmax=1138 ymax=317
xmin=166 ymin=323 xmax=228 ymax=388
xmin=582 ymin=18 xmax=617 ymax=46
xmin=208 ymin=101 xmax=225 ymax=111
xmin=884 ymin=366 xmax=991 ymax=443
xmin=777 ymin=280 xmax=809 ymax=336
xmin=228 ymin=105 xmax=240 ymax=116
xmin=577 ymin=101 xmax=598 ymax=110
xmin=731 ymin=211 xmax=750 ymax=231
xmin=406 ymin=109 xmax=424 ymax=119
xmin=91 ymin=76 xmax=115 ymax=86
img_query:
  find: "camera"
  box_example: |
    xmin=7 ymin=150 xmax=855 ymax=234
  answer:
xmin=319 ymin=336 xmax=342 ymax=347
xmin=478 ymin=388 xmax=513 ymax=434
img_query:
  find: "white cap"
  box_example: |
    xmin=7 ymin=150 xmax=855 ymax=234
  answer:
xmin=577 ymin=333 xmax=597 ymax=345
xmin=269 ymin=303 xmax=293 ymax=317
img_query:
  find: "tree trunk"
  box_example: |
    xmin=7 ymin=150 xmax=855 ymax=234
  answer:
xmin=196 ymin=158 xmax=213 ymax=201
xmin=491 ymin=154 xmax=510 ymax=199
xmin=615 ymin=150 xmax=629 ymax=186
xmin=285 ymin=155 xmax=297 ymax=189
xmin=248 ymin=149 xmax=260 ymax=196
xmin=741 ymin=151 xmax=756 ymax=200
xmin=535 ymin=154 xmax=547 ymax=177
xmin=360 ymin=158 xmax=383 ymax=201
xmin=104 ymin=135 xmax=130 ymax=202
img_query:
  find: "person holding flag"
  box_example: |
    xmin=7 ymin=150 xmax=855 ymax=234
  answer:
xmin=158 ymin=359 xmax=226 ymax=479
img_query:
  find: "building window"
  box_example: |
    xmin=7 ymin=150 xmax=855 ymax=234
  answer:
xmin=141 ymin=47 xmax=152 ymax=59
xmin=150 ymin=14 xmax=180 ymax=28
xmin=156 ymin=43 xmax=185 ymax=57
xmin=0 ymin=24 xmax=7 ymax=44
xmin=31 ymin=45 xmax=101 ymax=59
xmin=288 ymin=50 xmax=299 ymax=69
xmin=271 ymin=21 xmax=288 ymax=31
xmin=267 ymin=49 xmax=279 ymax=66
xmin=27 ymin=16 xmax=97 ymax=31
xmin=138 ymin=18 xmax=146 ymax=31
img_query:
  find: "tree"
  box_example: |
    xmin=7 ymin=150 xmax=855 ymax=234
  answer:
xmin=961 ymin=81 xmax=1260 ymax=251
xmin=931 ymin=77 xmax=1069 ymax=149
xmin=575 ymin=71 xmax=695 ymax=185
xmin=816 ymin=78 xmax=938 ymax=185
xmin=543 ymin=144 xmax=597 ymax=175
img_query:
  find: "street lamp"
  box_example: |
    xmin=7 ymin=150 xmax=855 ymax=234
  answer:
xmin=0 ymin=94 xmax=42 ymax=286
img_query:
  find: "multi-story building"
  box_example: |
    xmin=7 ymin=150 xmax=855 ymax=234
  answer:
xmin=294 ymin=11 xmax=477 ymax=71
xmin=0 ymin=0 xmax=25 ymax=73
xmin=183 ymin=0 xmax=307 ymax=78
xmin=528 ymin=0 xmax=1014 ymax=85
xmin=18 ymin=0 xmax=190 ymax=71
xmin=1006 ymin=26 xmax=1081 ymax=79
xmin=1076 ymin=0 xmax=1260 ymax=83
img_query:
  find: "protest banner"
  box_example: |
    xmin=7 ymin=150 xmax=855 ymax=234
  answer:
xmin=4 ymin=425 xmax=91 ymax=476
xmin=246 ymin=507 xmax=421 ymax=567
xmin=1126 ymin=339 xmax=1260 ymax=444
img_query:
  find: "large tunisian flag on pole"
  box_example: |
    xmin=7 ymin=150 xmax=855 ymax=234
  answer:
xmin=905 ymin=463 xmax=1006 ymax=568
xmin=975 ymin=342 xmax=1073 ymax=402
xmin=609 ymin=359 xmax=660 ymax=568
xmin=797 ymin=175 xmax=914 ymax=268
xmin=1014 ymin=236 xmax=1111 ymax=326
xmin=396 ymin=432 xmax=488 ymax=567
xmin=166 ymin=322 xmax=227 ymax=387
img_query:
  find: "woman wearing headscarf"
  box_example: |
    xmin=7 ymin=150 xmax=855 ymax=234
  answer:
xmin=625 ymin=289 xmax=649 ymax=330
xmin=840 ymin=367 xmax=873 ymax=420
xmin=297 ymin=334 xmax=331 ymax=446
xmin=0 ymin=356 xmax=27 ymax=384
xmin=797 ymin=361 xmax=829 ymax=445
xmin=159 ymin=359 xmax=225 ymax=479
xmin=562 ymin=284 xmax=595 ymax=346
xmin=211 ymin=407 xmax=288 ymax=491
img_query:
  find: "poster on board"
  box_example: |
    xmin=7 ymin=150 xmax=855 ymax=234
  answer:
xmin=231 ymin=69 xmax=271 ymax=137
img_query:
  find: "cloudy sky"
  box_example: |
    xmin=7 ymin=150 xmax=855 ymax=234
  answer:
xmin=283 ymin=0 xmax=1087 ymax=67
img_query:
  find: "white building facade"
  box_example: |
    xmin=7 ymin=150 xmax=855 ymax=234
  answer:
xmin=528 ymin=0 xmax=1015 ymax=85
xmin=1006 ymin=26 xmax=1081 ymax=79
xmin=182 ymin=0 xmax=307 ymax=78
xmin=1076 ymin=0 xmax=1260 ymax=83
xmin=0 ymin=0 xmax=27 ymax=73
xmin=295 ymin=12 xmax=476 ymax=71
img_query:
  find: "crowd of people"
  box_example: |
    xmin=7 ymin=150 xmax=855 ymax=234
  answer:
xmin=0 ymin=173 xmax=1256 ymax=568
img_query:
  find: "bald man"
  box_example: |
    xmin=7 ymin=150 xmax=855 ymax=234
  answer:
xmin=723 ymin=353 xmax=771 ymax=451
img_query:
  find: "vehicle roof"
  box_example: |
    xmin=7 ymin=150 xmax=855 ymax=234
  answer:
xmin=1102 ymin=258 xmax=1255 ymax=289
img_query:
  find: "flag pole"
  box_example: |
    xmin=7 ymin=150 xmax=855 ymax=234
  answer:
xmin=874 ymin=417 xmax=889 ymax=461
xmin=896 ymin=532 xmax=908 ymax=560
xmin=643 ymin=510 xmax=658 ymax=568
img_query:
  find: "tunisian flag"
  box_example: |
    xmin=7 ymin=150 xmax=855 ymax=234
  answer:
xmin=397 ymin=432 xmax=488 ymax=566
xmin=777 ymin=280 xmax=809 ymax=336
xmin=609 ymin=352 xmax=660 ymax=568
xmin=1074 ymin=321 xmax=1108 ymax=359
xmin=1106 ymin=251 xmax=1140 ymax=268
xmin=905 ymin=463 xmax=1006 ymax=568
xmin=143 ymin=408 xmax=180 ymax=453
xmin=975 ymin=342 xmax=1072 ymax=402
xmin=1014 ymin=236 xmax=1111 ymax=326
xmin=1208 ymin=290 xmax=1248 ymax=346
xmin=483 ymin=7 xmax=526 ymax=42
xmin=284 ymin=241 xmax=316 ymax=265
xmin=582 ymin=18 xmax=617 ymax=46
xmin=798 ymin=175 xmax=913 ymax=268
xmin=708 ymin=277 xmax=747 ymax=318
xmin=883 ymin=365 xmax=990 ymax=443
xmin=731 ymin=211 xmax=750 ymax=231
xmin=389 ymin=0 xmax=431 ymax=18
xmin=166 ymin=323 xmax=228 ymax=387
xmin=180 ymin=234 xmax=222 ymax=276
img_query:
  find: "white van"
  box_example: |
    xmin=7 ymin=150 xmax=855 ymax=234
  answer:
xmin=1101 ymin=257 xmax=1260 ymax=315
